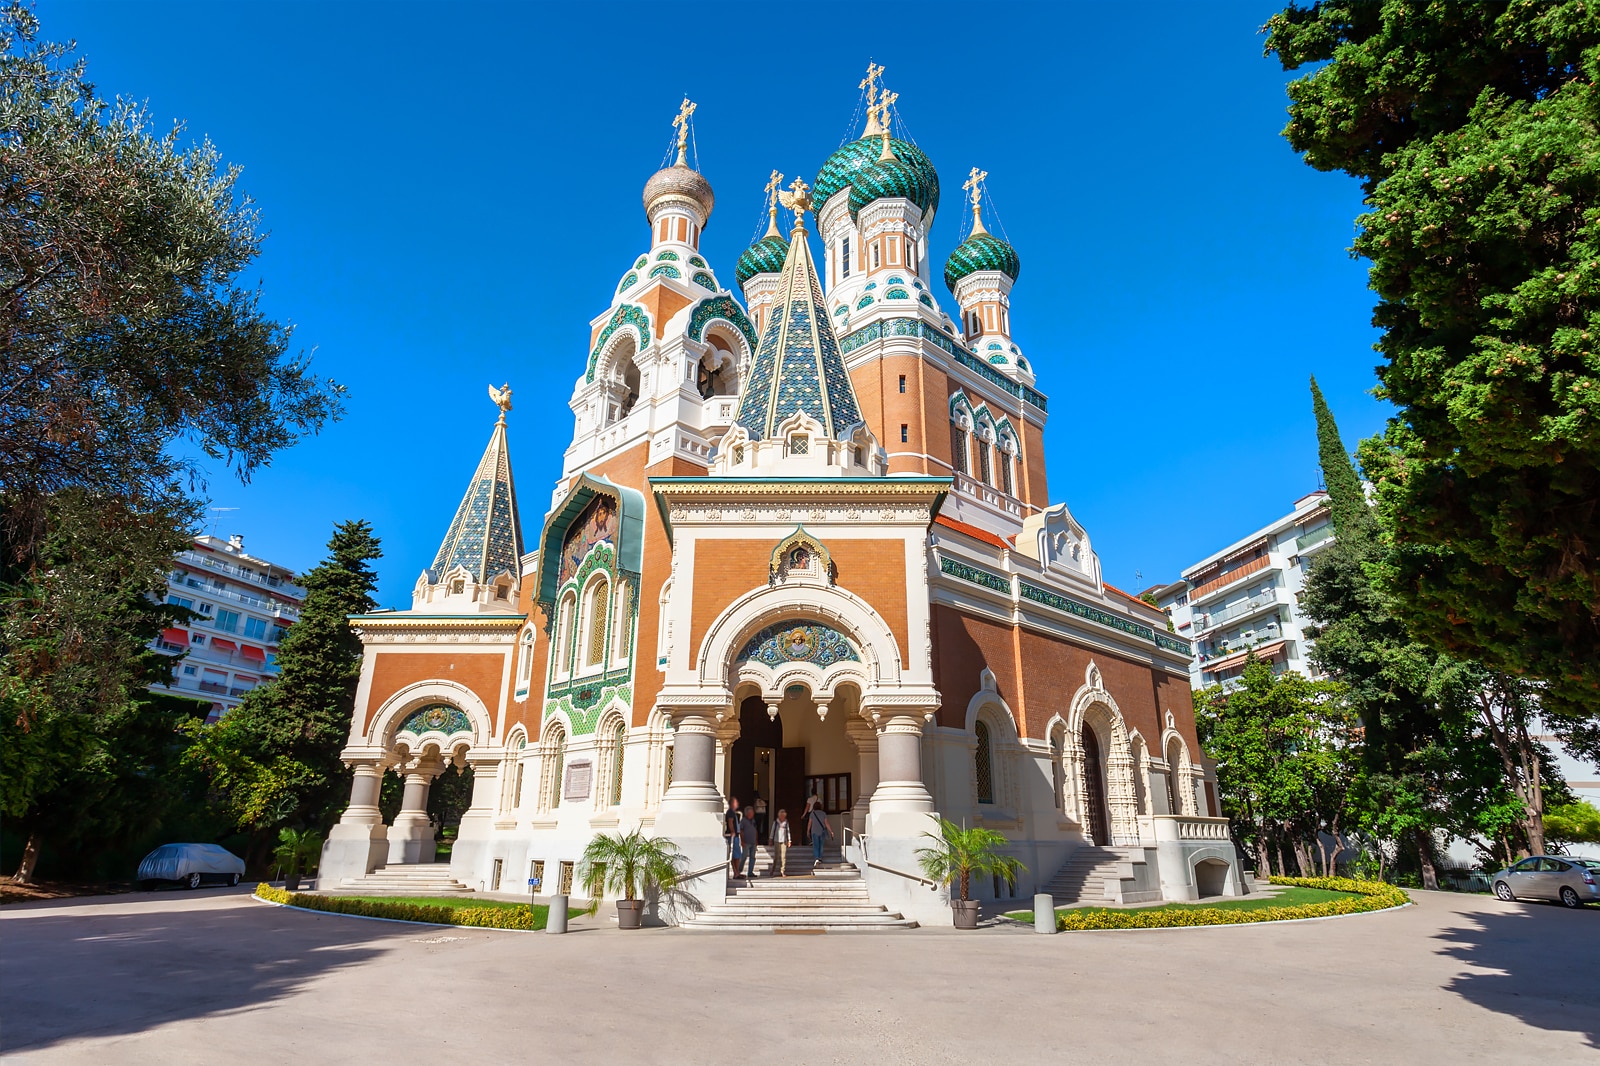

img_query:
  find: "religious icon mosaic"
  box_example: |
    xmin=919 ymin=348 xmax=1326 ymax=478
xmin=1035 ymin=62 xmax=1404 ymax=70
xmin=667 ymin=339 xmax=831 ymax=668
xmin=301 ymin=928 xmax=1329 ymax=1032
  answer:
xmin=557 ymin=493 xmax=618 ymax=590
xmin=738 ymin=623 xmax=861 ymax=667
xmin=397 ymin=704 xmax=472 ymax=737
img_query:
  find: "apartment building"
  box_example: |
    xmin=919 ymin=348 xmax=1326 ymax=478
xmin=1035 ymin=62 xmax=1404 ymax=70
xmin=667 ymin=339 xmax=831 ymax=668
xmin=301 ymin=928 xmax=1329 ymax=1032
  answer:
xmin=1151 ymin=491 xmax=1334 ymax=691
xmin=152 ymin=534 xmax=304 ymax=721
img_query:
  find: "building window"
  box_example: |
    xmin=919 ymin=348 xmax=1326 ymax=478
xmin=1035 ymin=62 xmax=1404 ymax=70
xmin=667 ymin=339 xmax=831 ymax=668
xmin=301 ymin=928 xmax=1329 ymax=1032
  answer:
xmin=244 ymin=617 xmax=267 ymax=639
xmin=214 ymin=610 xmax=239 ymax=633
xmin=950 ymin=423 xmax=969 ymax=474
xmin=543 ymin=727 xmax=567 ymax=812
xmin=841 ymin=238 xmax=850 ymax=278
xmin=872 ymin=243 xmax=880 ymax=269
xmin=610 ymin=720 xmax=626 ymax=806
xmin=999 ymin=450 xmax=1014 ymax=496
xmin=974 ymin=720 xmax=994 ymax=804
xmin=612 ymin=584 xmax=630 ymax=661
xmin=517 ymin=628 xmax=535 ymax=687
xmin=190 ymin=633 xmax=205 ymax=645
xmin=585 ymin=579 xmax=609 ymax=669
xmin=900 ymin=424 xmax=908 ymax=443
xmin=556 ymin=592 xmax=576 ymax=674
xmin=977 ymin=439 xmax=992 ymax=487
xmin=167 ymin=595 xmax=193 ymax=610
xmin=898 ymin=374 xmax=907 ymax=394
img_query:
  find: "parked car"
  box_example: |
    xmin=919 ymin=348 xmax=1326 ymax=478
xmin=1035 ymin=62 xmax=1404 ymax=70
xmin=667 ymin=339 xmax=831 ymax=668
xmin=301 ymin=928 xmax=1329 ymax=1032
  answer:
xmin=1491 ymin=855 xmax=1599 ymax=908
xmin=137 ymin=843 xmax=246 ymax=890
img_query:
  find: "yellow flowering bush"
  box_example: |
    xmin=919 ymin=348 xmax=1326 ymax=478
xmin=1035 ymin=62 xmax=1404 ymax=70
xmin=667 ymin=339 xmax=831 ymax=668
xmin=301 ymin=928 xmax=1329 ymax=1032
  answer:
xmin=1056 ymin=877 xmax=1408 ymax=931
xmin=254 ymin=883 xmax=544 ymax=930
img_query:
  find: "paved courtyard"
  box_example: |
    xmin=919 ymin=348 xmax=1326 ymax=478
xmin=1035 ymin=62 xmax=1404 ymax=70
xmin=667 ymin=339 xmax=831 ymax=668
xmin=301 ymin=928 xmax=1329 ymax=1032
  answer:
xmin=0 ymin=887 xmax=1595 ymax=1064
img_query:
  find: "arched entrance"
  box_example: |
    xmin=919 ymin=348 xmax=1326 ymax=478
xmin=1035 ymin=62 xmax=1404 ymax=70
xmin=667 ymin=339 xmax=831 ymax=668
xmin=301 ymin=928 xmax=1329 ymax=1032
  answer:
xmin=1081 ymin=724 xmax=1111 ymax=847
xmin=727 ymin=680 xmax=861 ymax=845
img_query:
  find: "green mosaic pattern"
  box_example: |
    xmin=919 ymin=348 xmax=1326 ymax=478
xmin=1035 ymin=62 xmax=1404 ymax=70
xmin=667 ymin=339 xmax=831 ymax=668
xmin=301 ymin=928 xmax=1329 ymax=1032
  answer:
xmin=1155 ymin=632 xmax=1193 ymax=655
xmin=545 ymin=680 xmax=632 ymax=736
xmin=691 ymin=271 xmax=716 ymax=289
xmin=617 ymin=272 xmax=638 ymax=292
xmin=856 ymin=294 xmax=874 ymax=310
xmin=685 ymin=294 xmax=759 ymax=351
xmin=1019 ymin=581 xmax=1157 ymax=641
xmin=585 ymin=304 xmax=651 ymax=383
xmin=848 ymin=156 xmax=936 ymax=220
xmin=944 ymin=232 xmax=1021 ymax=291
xmin=838 ymin=318 xmax=1048 ymax=412
xmin=397 ymin=704 xmax=472 ymax=737
xmin=814 ymin=136 xmax=941 ymax=219
xmin=735 ymin=234 xmax=789 ymax=285
xmin=689 ymin=256 xmax=707 ymax=267
xmin=939 ymin=556 xmax=1012 ymax=594
xmin=737 ymin=622 xmax=860 ymax=667
xmin=635 ymin=256 xmax=648 ymax=269
xmin=656 ymin=251 xmax=679 ymax=261
xmin=886 ymin=288 xmax=909 ymax=300
xmin=649 ymin=264 xmax=681 ymax=279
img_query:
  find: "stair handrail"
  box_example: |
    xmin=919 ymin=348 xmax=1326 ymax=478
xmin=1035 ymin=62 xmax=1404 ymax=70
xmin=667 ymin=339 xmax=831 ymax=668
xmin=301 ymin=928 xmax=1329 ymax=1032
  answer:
xmin=865 ymin=859 xmax=939 ymax=889
xmin=842 ymin=826 xmax=868 ymax=859
xmin=680 ymin=860 xmax=735 ymax=883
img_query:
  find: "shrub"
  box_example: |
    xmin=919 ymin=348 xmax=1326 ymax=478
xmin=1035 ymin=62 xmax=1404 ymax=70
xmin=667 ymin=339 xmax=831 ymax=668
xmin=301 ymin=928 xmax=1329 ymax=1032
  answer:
xmin=1056 ymin=877 xmax=1408 ymax=931
xmin=254 ymin=883 xmax=545 ymax=931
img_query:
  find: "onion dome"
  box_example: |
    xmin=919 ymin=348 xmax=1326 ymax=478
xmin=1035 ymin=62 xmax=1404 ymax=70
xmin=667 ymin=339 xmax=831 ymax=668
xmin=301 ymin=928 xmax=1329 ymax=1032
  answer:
xmin=944 ymin=232 xmax=1021 ymax=293
xmin=814 ymin=136 xmax=940 ymax=220
xmin=847 ymin=155 xmax=936 ymax=220
xmin=736 ymin=233 xmax=789 ymax=286
xmin=643 ymin=163 xmax=715 ymax=222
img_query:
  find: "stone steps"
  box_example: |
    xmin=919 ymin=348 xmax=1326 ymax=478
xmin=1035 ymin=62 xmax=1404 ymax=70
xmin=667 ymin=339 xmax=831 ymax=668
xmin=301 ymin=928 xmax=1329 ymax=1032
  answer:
xmin=1043 ymin=846 xmax=1160 ymax=906
xmin=333 ymin=863 xmax=474 ymax=897
xmin=681 ymin=860 xmax=916 ymax=932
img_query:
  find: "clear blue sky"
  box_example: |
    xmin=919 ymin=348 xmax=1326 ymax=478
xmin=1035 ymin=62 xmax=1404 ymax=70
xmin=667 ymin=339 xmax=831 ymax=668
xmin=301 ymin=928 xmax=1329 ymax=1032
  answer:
xmin=48 ymin=1 xmax=1382 ymax=607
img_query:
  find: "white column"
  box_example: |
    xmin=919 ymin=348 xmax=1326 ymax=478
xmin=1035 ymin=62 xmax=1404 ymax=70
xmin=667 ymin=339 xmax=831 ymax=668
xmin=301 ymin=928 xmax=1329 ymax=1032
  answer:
xmin=339 ymin=762 xmax=385 ymax=825
xmin=846 ymin=718 xmax=879 ymax=837
xmin=658 ymin=714 xmax=723 ymax=812
xmin=322 ymin=757 xmax=391 ymax=882
xmin=387 ymin=755 xmax=442 ymax=864
xmin=653 ymin=708 xmax=734 ymax=920
xmin=869 ymin=713 xmax=934 ymax=813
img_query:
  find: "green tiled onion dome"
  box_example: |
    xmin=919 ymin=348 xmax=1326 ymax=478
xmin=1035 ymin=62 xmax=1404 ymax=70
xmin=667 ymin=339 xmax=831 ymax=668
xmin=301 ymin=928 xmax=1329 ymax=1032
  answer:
xmin=815 ymin=136 xmax=940 ymax=220
xmin=944 ymin=233 xmax=1021 ymax=292
xmin=848 ymin=156 xmax=936 ymax=220
xmin=735 ymin=233 xmax=789 ymax=286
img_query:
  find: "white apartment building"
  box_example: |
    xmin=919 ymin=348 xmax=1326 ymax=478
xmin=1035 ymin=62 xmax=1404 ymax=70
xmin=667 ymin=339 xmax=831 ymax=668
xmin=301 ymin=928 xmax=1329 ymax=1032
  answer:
xmin=1151 ymin=491 xmax=1334 ymax=691
xmin=152 ymin=534 xmax=305 ymax=721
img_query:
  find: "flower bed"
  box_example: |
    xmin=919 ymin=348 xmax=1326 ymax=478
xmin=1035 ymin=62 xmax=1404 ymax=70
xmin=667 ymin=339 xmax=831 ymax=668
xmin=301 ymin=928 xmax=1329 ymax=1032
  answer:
xmin=1055 ymin=876 xmax=1409 ymax=931
xmin=254 ymin=883 xmax=546 ymax=930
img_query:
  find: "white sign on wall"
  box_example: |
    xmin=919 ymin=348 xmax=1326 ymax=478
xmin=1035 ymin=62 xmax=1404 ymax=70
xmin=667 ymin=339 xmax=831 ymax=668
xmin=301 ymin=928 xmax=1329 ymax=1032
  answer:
xmin=564 ymin=760 xmax=593 ymax=801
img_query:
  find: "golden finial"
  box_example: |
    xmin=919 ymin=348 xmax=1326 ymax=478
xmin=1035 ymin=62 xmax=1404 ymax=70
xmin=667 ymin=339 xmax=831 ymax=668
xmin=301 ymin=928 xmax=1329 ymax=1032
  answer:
xmin=877 ymin=89 xmax=899 ymax=161
xmin=672 ymin=97 xmax=697 ymax=167
xmin=488 ymin=382 xmax=513 ymax=422
xmin=778 ymin=175 xmax=813 ymax=232
xmin=860 ymin=62 xmax=885 ymax=137
xmin=763 ymin=170 xmax=785 ymax=238
xmin=963 ymin=167 xmax=989 ymax=235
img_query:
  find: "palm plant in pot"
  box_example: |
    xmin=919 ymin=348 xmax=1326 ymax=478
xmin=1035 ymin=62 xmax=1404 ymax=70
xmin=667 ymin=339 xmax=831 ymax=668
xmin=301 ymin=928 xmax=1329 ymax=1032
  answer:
xmin=916 ymin=817 xmax=1024 ymax=930
xmin=578 ymin=828 xmax=684 ymax=929
xmin=273 ymin=827 xmax=323 ymax=892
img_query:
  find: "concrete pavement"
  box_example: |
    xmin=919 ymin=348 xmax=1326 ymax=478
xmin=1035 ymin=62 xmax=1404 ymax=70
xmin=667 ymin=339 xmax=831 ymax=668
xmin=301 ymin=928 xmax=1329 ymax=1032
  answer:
xmin=0 ymin=886 xmax=1595 ymax=1064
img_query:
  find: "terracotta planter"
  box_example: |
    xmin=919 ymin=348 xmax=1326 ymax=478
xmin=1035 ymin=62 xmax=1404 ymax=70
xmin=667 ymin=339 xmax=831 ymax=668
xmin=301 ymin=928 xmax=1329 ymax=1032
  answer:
xmin=616 ymin=899 xmax=645 ymax=929
xmin=952 ymin=899 xmax=981 ymax=930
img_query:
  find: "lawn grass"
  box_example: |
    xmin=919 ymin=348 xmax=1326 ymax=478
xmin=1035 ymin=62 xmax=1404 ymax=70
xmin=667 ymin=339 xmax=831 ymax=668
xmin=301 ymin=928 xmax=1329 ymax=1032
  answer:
xmin=1005 ymin=885 xmax=1354 ymax=922
xmin=337 ymin=894 xmax=534 ymax=912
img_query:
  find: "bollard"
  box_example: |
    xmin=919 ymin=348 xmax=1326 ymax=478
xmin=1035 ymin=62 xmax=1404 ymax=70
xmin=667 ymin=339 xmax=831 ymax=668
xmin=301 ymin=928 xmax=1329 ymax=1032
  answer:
xmin=547 ymin=894 xmax=569 ymax=934
xmin=1034 ymin=893 xmax=1056 ymax=934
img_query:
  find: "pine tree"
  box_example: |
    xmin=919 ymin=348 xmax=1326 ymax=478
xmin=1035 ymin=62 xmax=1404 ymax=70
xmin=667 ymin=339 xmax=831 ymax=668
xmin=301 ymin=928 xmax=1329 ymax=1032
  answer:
xmin=202 ymin=521 xmax=381 ymax=844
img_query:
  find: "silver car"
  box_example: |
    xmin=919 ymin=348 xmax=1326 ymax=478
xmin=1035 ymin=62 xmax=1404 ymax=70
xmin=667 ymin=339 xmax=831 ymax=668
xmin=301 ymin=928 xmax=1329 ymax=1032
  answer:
xmin=1492 ymin=855 xmax=1599 ymax=909
xmin=137 ymin=843 xmax=246 ymax=890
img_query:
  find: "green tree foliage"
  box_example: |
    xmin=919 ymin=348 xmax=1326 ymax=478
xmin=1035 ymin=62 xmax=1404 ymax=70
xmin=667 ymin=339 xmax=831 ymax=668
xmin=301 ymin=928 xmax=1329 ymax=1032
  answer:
xmin=1266 ymin=3 xmax=1600 ymax=723
xmin=189 ymin=522 xmax=380 ymax=852
xmin=1544 ymin=799 xmax=1600 ymax=845
xmin=1194 ymin=656 xmax=1358 ymax=879
xmin=0 ymin=4 xmax=340 ymax=549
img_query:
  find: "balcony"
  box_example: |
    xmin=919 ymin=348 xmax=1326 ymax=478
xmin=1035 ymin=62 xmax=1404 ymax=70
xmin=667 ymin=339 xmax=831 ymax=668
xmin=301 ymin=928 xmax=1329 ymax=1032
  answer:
xmin=197 ymin=680 xmax=229 ymax=695
xmin=1195 ymin=592 xmax=1284 ymax=635
xmin=1295 ymin=525 xmax=1334 ymax=552
xmin=176 ymin=550 xmax=305 ymax=599
xmin=1188 ymin=554 xmax=1272 ymax=604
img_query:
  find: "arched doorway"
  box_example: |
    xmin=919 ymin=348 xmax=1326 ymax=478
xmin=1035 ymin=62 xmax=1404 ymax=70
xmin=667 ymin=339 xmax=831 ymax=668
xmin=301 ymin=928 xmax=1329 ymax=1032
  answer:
xmin=1081 ymin=724 xmax=1111 ymax=847
xmin=726 ymin=683 xmax=858 ymax=846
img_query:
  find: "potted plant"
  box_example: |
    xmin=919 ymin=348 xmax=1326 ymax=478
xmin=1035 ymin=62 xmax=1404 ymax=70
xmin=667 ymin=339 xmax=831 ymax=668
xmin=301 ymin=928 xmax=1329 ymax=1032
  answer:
xmin=916 ymin=817 xmax=1024 ymax=930
xmin=577 ymin=828 xmax=684 ymax=929
xmin=273 ymin=827 xmax=323 ymax=892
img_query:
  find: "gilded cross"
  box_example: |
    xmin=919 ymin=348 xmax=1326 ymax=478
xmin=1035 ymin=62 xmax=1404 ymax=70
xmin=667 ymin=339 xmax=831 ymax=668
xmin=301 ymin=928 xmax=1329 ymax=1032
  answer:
xmin=860 ymin=62 xmax=885 ymax=136
xmin=964 ymin=167 xmax=989 ymax=234
xmin=763 ymin=169 xmax=785 ymax=237
xmin=877 ymin=89 xmax=899 ymax=160
xmin=672 ymin=97 xmax=697 ymax=165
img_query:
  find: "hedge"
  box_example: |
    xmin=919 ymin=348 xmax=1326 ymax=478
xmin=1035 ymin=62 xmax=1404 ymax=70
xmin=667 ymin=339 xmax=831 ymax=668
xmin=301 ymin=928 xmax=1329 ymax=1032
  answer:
xmin=1055 ymin=876 xmax=1409 ymax=931
xmin=254 ymin=883 xmax=545 ymax=930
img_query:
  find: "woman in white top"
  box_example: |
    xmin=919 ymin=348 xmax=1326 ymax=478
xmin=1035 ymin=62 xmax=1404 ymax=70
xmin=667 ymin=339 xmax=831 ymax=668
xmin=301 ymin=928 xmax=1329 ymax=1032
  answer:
xmin=770 ymin=809 xmax=791 ymax=877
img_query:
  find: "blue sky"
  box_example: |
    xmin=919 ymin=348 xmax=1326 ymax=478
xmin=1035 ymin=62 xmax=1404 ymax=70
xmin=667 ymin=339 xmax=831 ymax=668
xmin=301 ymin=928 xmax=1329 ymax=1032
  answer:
xmin=48 ymin=1 xmax=1382 ymax=606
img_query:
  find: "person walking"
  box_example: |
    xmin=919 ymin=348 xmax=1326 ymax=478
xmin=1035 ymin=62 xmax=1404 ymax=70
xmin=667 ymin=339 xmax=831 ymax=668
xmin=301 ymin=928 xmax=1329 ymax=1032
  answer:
xmin=807 ymin=802 xmax=832 ymax=865
xmin=770 ymin=809 xmax=791 ymax=877
xmin=738 ymin=806 xmax=759 ymax=882
xmin=725 ymin=796 xmax=742 ymax=878
xmin=800 ymin=793 xmax=820 ymax=844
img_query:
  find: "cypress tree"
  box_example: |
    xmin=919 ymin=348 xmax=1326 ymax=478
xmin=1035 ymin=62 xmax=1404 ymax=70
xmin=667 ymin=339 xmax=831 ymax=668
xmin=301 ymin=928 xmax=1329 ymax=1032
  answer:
xmin=1309 ymin=376 xmax=1370 ymax=540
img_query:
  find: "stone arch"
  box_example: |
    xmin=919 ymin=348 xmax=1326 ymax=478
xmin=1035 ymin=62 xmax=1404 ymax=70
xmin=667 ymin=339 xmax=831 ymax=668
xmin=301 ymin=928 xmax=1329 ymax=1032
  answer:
xmin=585 ymin=304 xmax=651 ymax=383
xmin=1188 ymin=848 xmax=1241 ymax=898
xmin=695 ymin=581 xmax=905 ymax=692
xmin=1064 ymin=664 xmax=1140 ymax=846
xmin=963 ymin=670 xmax=1022 ymax=812
xmin=1127 ymin=729 xmax=1152 ymax=816
xmin=367 ymin=680 xmax=494 ymax=754
xmin=1163 ymin=728 xmax=1198 ymax=816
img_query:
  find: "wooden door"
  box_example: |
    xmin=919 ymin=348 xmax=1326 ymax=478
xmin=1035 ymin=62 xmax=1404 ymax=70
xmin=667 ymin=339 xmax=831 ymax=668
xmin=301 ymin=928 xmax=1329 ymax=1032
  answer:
xmin=776 ymin=746 xmax=806 ymax=829
xmin=1082 ymin=725 xmax=1110 ymax=846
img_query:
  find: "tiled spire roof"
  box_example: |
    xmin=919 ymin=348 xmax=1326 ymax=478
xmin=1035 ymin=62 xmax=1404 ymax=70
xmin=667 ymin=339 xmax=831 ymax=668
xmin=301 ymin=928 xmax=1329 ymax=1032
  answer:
xmin=733 ymin=216 xmax=864 ymax=440
xmin=430 ymin=404 xmax=524 ymax=583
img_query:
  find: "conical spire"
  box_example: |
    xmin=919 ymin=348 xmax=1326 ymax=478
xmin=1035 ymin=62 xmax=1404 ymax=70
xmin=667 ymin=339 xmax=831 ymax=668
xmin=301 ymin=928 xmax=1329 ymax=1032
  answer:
xmin=734 ymin=179 xmax=865 ymax=441
xmin=430 ymin=386 xmax=524 ymax=583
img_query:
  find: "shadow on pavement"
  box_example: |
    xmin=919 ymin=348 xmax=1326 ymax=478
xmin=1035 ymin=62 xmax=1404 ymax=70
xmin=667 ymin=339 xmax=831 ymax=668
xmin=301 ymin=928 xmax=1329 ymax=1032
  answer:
xmin=0 ymin=892 xmax=401 ymax=1053
xmin=1433 ymin=899 xmax=1600 ymax=1049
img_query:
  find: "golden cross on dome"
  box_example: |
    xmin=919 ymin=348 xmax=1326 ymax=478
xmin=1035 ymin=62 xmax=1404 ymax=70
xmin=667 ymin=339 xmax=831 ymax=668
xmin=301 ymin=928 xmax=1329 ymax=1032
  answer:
xmin=860 ymin=62 xmax=885 ymax=136
xmin=778 ymin=175 xmax=813 ymax=228
xmin=877 ymin=88 xmax=899 ymax=161
xmin=672 ymin=97 xmax=697 ymax=166
xmin=964 ymin=167 xmax=989 ymax=235
xmin=763 ymin=170 xmax=785 ymax=237
xmin=488 ymin=382 xmax=513 ymax=421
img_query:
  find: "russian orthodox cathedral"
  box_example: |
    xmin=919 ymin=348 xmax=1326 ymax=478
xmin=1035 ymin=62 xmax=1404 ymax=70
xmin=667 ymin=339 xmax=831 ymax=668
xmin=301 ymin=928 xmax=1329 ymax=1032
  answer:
xmin=324 ymin=71 xmax=1240 ymax=924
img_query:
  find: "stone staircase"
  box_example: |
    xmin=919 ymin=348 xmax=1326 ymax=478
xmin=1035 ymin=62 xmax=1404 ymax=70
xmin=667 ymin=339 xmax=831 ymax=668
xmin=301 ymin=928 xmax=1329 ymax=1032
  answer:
xmin=682 ymin=847 xmax=916 ymax=932
xmin=332 ymin=862 xmax=474 ymax=897
xmin=1043 ymin=846 xmax=1161 ymax=906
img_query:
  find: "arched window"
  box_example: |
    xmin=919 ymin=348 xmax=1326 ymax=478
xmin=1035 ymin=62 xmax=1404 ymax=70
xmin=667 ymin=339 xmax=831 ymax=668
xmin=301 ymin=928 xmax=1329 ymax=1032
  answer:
xmin=974 ymin=720 xmax=994 ymax=804
xmin=998 ymin=442 xmax=1015 ymax=496
xmin=611 ymin=582 xmax=631 ymax=662
xmin=542 ymin=725 xmax=567 ymax=812
xmin=584 ymin=577 xmax=609 ymax=669
xmin=556 ymin=592 xmax=577 ymax=676
xmin=976 ymin=432 xmax=993 ymax=487
xmin=950 ymin=419 xmax=969 ymax=475
xmin=517 ymin=627 xmax=535 ymax=688
xmin=609 ymin=720 xmax=626 ymax=806
xmin=1050 ymin=728 xmax=1065 ymax=810
xmin=604 ymin=337 xmax=640 ymax=425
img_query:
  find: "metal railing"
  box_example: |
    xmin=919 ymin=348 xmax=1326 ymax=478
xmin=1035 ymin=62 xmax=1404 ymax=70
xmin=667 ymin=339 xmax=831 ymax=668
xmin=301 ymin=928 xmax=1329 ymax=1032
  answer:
xmin=1195 ymin=594 xmax=1280 ymax=633
xmin=1295 ymin=525 xmax=1333 ymax=552
xmin=864 ymin=860 xmax=940 ymax=889
xmin=175 ymin=550 xmax=305 ymax=598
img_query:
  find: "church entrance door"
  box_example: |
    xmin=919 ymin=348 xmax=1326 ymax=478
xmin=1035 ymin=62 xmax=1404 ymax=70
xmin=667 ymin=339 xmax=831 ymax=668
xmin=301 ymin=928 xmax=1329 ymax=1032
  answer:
xmin=1082 ymin=725 xmax=1111 ymax=847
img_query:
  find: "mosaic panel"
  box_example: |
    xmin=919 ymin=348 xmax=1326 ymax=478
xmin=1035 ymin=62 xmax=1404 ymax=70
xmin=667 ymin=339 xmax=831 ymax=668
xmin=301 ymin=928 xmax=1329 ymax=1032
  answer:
xmin=617 ymin=272 xmax=638 ymax=292
xmin=557 ymin=495 xmax=618 ymax=590
xmin=691 ymin=271 xmax=716 ymax=289
xmin=649 ymin=264 xmax=681 ymax=279
xmin=856 ymin=294 xmax=875 ymax=310
xmin=886 ymin=288 xmax=910 ymax=300
xmin=1155 ymin=632 xmax=1193 ymax=655
xmin=1019 ymin=581 xmax=1158 ymax=642
xmin=585 ymin=304 xmax=651 ymax=383
xmin=737 ymin=623 xmax=861 ymax=668
xmin=939 ymin=556 xmax=1012 ymax=595
xmin=686 ymin=294 xmax=759 ymax=351
xmin=919 ymin=294 xmax=934 ymax=307
xmin=864 ymin=281 xmax=877 ymax=291
xmin=635 ymin=256 xmax=648 ymax=269
xmin=689 ymin=255 xmax=707 ymax=267
xmin=656 ymin=251 xmax=679 ymax=261
xmin=397 ymin=704 xmax=472 ymax=737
